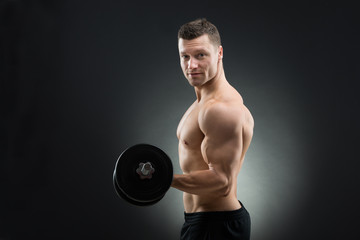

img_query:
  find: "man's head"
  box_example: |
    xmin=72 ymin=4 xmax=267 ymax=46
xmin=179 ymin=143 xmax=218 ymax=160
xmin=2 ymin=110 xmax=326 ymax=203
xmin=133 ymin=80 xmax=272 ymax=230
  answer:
xmin=178 ymin=18 xmax=221 ymax=47
xmin=178 ymin=19 xmax=224 ymax=87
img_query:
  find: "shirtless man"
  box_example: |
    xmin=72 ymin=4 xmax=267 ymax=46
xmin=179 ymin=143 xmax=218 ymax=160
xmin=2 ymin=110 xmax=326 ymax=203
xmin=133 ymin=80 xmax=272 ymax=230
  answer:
xmin=171 ymin=19 xmax=254 ymax=240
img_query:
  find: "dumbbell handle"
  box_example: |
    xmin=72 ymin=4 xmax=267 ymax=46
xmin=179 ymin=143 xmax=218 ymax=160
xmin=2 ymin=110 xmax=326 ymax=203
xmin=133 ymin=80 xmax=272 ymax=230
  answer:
xmin=136 ymin=162 xmax=155 ymax=179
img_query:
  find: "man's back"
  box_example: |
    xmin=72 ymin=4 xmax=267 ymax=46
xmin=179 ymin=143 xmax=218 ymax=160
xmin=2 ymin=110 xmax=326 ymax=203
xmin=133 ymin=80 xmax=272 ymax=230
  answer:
xmin=177 ymin=82 xmax=254 ymax=213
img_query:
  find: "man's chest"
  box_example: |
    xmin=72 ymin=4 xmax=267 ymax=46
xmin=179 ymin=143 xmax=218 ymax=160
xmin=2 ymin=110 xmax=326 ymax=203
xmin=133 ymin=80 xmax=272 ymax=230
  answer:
xmin=177 ymin=103 xmax=204 ymax=147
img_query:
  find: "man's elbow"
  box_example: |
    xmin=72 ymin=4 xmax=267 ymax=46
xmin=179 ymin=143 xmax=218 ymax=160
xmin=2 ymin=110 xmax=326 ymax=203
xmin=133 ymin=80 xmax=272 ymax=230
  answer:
xmin=217 ymin=177 xmax=231 ymax=197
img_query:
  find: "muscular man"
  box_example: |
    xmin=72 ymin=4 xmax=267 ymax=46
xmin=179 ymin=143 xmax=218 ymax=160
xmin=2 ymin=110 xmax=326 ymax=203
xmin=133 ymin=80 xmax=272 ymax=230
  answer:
xmin=171 ymin=19 xmax=254 ymax=240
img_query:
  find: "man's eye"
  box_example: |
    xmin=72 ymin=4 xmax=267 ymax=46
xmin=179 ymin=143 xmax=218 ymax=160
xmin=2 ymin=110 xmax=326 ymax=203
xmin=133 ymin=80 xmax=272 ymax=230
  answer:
xmin=182 ymin=55 xmax=189 ymax=60
xmin=198 ymin=53 xmax=205 ymax=58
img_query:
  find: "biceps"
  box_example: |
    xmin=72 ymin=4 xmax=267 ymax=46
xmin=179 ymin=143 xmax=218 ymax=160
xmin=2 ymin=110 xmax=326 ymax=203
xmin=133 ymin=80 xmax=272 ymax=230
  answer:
xmin=201 ymin=135 xmax=242 ymax=172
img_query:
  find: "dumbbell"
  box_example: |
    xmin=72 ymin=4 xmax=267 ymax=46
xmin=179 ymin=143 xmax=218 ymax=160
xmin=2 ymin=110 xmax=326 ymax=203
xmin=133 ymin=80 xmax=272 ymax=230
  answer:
xmin=113 ymin=144 xmax=173 ymax=206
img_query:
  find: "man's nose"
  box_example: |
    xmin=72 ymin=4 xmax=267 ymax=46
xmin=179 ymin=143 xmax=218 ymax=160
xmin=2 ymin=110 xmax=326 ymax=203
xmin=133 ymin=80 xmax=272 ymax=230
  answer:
xmin=188 ymin=58 xmax=198 ymax=69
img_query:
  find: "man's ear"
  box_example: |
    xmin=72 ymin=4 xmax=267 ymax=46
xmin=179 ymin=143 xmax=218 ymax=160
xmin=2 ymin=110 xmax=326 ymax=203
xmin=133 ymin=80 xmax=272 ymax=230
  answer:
xmin=218 ymin=45 xmax=223 ymax=60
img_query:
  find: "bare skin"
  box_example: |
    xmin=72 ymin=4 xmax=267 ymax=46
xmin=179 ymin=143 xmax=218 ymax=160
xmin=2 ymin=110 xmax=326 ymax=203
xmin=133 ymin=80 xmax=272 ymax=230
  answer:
xmin=171 ymin=34 xmax=254 ymax=213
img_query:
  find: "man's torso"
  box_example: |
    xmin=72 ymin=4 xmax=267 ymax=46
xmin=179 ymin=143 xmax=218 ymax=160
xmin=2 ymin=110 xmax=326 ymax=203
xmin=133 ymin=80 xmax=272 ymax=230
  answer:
xmin=177 ymin=85 xmax=254 ymax=213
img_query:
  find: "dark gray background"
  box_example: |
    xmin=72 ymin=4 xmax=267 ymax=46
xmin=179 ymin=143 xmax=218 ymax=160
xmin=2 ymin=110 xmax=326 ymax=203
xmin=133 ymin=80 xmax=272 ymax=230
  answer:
xmin=1 ymin=0 xmax=359 ymax=239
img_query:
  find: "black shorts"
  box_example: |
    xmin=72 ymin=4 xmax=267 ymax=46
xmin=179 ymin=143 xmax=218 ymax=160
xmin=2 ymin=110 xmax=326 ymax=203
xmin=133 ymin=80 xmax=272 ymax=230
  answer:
xmin=180 ymin=201 xmax=251 ymax=240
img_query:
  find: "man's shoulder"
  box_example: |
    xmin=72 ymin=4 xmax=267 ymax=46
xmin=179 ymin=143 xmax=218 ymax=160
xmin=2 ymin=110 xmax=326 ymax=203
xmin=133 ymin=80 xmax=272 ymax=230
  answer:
xmin=200 ymin=96 xmax=253 ymax=128
xmin=198 ymin=100 xmax=240 ymax=133
xmin=202 ymin=97 xmax=245 ymax=118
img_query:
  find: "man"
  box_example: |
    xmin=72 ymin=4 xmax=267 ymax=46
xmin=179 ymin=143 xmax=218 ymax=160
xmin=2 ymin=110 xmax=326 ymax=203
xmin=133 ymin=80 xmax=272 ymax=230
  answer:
xmin=171 ymin=19 xmax=254 ymax=240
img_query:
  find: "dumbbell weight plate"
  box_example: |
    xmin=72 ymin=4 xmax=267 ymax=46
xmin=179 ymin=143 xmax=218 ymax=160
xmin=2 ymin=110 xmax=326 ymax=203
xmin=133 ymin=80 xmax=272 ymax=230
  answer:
xmin=113 ymin=144 xmax=173 ymax=206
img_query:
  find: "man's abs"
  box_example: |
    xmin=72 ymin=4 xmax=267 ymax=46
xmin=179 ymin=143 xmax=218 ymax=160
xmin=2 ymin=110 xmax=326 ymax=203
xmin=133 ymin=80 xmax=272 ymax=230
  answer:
xmin=179 ymin=148 xmax=241 ymax=213
xmin=183 ymin=191 xmax=241 ymax=213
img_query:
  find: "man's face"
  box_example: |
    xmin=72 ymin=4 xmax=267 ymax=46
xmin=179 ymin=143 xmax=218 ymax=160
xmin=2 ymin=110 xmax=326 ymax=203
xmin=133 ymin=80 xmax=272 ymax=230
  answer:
xmin=178 ymin=34 xmax=222 ymax=87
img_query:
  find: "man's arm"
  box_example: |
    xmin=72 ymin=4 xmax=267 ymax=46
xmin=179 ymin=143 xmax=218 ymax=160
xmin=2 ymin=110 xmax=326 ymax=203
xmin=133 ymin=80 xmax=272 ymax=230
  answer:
xmin=171 ymin=103 xmax=243 ymax=196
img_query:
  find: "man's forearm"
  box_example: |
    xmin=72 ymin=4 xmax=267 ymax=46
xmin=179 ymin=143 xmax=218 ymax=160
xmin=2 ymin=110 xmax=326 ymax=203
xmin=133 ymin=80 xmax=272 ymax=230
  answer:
xmin=171 ymin=169 xmax=230 ymax=196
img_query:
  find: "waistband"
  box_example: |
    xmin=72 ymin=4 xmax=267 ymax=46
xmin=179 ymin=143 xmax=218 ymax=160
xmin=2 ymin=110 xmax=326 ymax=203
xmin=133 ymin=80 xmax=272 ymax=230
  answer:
xmin=184 ymin=201 xmax=247 ymax=223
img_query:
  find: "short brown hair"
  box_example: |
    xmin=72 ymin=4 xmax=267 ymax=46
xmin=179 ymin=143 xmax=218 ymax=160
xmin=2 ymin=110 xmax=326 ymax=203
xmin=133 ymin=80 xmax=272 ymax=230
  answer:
xmin=178 ymin=18 xmax=221 ymax=46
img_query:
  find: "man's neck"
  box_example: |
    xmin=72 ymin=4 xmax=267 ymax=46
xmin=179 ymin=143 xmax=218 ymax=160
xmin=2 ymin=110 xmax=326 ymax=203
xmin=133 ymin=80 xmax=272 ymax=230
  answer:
xmin=195 ymin=66 xmax=227 ymax=103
